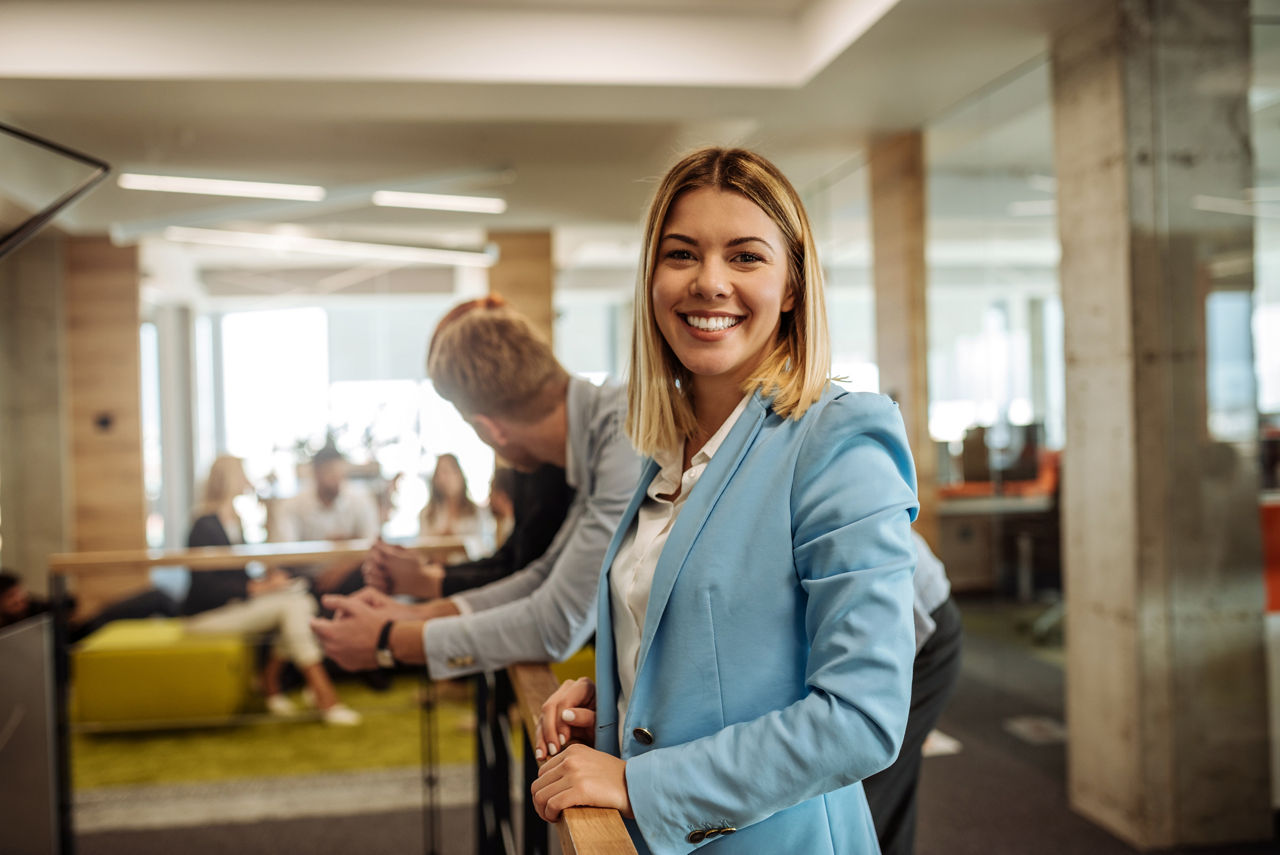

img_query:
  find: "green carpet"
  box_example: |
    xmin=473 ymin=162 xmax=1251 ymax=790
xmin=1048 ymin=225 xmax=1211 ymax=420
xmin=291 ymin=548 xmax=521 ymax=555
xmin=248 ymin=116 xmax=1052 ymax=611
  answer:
xmin=72 ymin=676 xmax=494 ymax=790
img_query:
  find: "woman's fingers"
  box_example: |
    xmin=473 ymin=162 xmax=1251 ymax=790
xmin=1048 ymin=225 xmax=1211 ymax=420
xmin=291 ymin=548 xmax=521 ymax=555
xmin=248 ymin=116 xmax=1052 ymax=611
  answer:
xmin=537 ymin=678 xmax=595 ymax=761
xmin=529 ymin=744 xmax=632 ymax=823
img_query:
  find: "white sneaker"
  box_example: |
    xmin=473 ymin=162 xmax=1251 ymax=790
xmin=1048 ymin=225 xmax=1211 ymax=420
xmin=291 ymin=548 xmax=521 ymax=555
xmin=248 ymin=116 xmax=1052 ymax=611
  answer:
xmin=321 ymin=703 xmax=362 ymax=726
xmin=265 ymin=694 xmax=298 ymax=716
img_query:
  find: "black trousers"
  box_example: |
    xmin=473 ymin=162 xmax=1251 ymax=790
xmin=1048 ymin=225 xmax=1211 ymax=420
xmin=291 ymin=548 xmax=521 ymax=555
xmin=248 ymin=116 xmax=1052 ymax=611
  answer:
xmin=863 ymin=597 xmax=963 ymax=855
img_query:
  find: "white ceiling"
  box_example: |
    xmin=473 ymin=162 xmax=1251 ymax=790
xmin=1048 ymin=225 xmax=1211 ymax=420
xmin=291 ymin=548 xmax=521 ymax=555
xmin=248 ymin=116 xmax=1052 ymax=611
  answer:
xmin=0 ymin=0 xmax=1109 ymax=292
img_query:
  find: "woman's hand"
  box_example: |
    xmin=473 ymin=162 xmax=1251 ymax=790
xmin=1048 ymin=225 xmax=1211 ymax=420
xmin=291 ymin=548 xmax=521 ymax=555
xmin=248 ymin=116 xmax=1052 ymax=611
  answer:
xmin=537 ymin=677 xmax=596 ymax=761
xmin=530 ymin=744 xmax=632 ymax=823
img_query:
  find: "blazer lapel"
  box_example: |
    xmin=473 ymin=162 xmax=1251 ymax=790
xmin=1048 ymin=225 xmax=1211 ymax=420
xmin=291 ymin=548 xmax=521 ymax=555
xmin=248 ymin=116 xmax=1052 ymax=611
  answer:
xmin=593 ymin=457 xmax=659 ymax=737
xmin=633 ymin=393 xmax=770 ymax=680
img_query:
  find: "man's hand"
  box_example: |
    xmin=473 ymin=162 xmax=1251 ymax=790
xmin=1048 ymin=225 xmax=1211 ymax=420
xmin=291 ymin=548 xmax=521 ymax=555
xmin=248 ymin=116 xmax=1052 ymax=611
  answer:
xmin=530 ymin=744 xmax=632 ymax=823
xmin=322 ymin=587 xmax=422 ymax=622
xmin=310 ymin=595 xmax=386 ymax=671
xmin=363 ymin=541 xmax=445 ymax=600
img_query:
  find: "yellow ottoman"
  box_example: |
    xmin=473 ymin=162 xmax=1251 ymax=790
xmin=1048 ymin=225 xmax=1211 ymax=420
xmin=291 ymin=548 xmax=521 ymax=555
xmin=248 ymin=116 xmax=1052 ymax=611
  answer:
xmin=73 ymin=619 xmax=255 ymax=728
xmin=550 ymin=645 xmax=595 ymax=684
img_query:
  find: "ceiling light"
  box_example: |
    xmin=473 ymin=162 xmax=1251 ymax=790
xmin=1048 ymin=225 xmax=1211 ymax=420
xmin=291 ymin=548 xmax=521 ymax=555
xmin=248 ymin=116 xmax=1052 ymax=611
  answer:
xmin=372 ymin=190 xmax=507 ymax=214
xmin=162 ymin=227 xmax=494 ymax=267
xmin=1007 ymin=199 xmax=1056 ymax=217
xmin=119 ymin=173 xmax=326 ymax=202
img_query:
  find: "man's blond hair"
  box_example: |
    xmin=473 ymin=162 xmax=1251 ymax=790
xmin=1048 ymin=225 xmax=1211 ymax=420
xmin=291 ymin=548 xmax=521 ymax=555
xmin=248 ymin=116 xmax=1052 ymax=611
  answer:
xmin=627 ymin=147 xmax=832 ymax=457
xmin=427 ymin=297 xmax=569 ymax=422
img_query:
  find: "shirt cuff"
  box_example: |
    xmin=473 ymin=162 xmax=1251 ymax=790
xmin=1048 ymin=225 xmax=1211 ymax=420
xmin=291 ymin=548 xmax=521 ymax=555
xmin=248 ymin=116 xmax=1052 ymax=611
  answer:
xmin=422 ymin=614 xmax=482 ymax=680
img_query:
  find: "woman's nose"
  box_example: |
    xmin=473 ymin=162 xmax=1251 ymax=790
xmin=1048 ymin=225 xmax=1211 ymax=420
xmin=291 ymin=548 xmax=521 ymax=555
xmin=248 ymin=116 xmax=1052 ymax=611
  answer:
xmin=691 ymin=257 xmax=730 ymax=299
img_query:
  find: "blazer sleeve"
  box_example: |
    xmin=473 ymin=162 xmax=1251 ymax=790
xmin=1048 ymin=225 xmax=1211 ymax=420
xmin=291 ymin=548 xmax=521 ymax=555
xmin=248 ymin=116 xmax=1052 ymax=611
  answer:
xmin=624 ymin=393 xmax=919 ymax=853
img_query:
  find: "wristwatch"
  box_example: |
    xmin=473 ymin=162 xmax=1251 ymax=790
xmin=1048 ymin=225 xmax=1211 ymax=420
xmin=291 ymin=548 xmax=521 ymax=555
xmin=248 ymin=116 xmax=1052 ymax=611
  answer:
xmin=375 ymin=620 xmax=398 ymax=670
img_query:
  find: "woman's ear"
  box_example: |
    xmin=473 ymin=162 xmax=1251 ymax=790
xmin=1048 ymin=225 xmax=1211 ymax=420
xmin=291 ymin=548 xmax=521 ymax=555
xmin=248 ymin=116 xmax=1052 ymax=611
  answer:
xmin=782 ymin=283 xmax=797 ymax=313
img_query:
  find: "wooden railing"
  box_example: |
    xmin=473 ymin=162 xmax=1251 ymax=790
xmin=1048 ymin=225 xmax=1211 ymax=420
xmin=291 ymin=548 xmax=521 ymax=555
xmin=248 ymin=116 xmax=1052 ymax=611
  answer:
xmin=47 ymin=536 xmax=467 ymax=617
xmin=508 ymin=663 xmax=638 ymax=855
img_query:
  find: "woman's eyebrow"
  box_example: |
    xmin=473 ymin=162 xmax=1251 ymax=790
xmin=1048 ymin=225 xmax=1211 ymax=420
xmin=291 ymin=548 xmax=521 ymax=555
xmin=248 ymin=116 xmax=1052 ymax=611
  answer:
xmin=660 ymin=233 xmax=775 ymax=251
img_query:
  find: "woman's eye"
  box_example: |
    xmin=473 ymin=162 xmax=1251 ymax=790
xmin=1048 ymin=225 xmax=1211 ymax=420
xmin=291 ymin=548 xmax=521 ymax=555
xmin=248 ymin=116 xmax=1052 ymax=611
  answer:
xmin=665 ymin=249 xmax=695 ymax=261
xmin=732 ymin=252 xmax=764 ymax=264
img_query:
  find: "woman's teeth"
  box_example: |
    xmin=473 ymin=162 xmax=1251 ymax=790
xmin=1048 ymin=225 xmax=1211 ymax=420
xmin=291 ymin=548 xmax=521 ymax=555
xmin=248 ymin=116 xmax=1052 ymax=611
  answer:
xmin=684 ymin=315 xmax=741 ymax=332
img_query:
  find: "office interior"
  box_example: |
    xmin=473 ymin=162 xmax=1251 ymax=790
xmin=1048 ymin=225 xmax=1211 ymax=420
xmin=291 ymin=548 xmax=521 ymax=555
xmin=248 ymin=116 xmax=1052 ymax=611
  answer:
xmin=1 ymin=0 xmax=1278 ymax=853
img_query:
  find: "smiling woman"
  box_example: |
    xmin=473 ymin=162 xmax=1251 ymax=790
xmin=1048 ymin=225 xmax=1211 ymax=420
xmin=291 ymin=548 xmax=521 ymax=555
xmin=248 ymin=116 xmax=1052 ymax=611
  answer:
xmin=531 ymin=148 xmax=918 ymax=855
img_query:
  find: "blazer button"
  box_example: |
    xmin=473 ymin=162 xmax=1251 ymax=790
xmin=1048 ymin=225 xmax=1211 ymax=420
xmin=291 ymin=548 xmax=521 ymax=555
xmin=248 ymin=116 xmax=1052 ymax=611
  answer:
xmin=686 ymin=830 xmax=706 ymax=844
xmin=719 ymin=827 xmax=736 ymax=835
xmin=703 ymin=829 xmax=720 ymax=839
xmin=632 ymin=727 xmax=654 ymax=745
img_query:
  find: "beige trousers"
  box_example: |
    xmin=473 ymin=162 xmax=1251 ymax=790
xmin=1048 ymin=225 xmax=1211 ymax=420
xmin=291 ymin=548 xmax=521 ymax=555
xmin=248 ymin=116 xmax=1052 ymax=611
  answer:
xmin=185 ymin=585 xmax=322 ymax=668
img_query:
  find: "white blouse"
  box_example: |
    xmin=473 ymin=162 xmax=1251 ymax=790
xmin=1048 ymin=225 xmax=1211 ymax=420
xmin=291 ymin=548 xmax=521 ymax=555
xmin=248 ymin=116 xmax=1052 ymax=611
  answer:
xmin=610 ymin=393 xmax=752 ymax=742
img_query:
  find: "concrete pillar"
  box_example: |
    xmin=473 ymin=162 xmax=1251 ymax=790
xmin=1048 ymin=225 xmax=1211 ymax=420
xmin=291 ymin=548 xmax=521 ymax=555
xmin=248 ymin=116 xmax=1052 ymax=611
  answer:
xmin=64 ymin=237 xmax=148 ymax=615
xmin=487 ymin=231 xmax=554 ymax=343
xmin=869 ymin=132 xmax=938 ymax=548
xmin=0 ymin=234 xmax=70 ymax=594
xmin=1052 ymin=1 xmax=1270 ymax=846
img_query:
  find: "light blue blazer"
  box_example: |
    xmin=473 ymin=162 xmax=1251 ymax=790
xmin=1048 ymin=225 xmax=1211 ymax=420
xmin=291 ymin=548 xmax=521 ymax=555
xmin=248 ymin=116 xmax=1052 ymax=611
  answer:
xmin=594 ymin=387 xmax=919 ymax=854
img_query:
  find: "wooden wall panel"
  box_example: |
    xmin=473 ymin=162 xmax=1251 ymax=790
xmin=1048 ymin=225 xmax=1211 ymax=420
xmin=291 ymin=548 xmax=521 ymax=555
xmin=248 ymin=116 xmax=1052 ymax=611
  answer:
xmin=487 ymin=231 xmax=554 ymax=343
xmin=63 ymin=237 xmax=148 ymax=613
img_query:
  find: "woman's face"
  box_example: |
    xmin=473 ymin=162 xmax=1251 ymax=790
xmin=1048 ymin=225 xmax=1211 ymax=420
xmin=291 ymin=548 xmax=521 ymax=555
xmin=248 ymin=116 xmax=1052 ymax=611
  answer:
xmin=651 ymin=187 xmax=794 ymax=400
xmin=433 ymin=457 xmax=465 ymax=498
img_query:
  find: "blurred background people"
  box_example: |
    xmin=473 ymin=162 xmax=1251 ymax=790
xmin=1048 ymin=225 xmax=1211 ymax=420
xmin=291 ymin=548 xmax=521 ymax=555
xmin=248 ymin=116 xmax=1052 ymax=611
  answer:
xmin=184 ymin=455 xmax=361 ymax=726
xmin=271 ymin=443 xmax=381 ymax=594
xmin=419 ymin=453 xmax=492 ymax=542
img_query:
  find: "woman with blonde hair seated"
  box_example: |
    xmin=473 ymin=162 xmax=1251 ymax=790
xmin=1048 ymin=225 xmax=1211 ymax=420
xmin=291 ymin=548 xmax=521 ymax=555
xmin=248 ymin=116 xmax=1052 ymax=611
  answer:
xmin=184 ymin=455 xmax=361 ymax=726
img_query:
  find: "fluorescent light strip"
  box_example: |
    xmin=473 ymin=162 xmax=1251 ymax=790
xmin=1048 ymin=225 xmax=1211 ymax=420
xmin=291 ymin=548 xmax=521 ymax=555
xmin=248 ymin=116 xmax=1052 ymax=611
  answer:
xmin=372 ymin=190 xmax=507 ymax=214
xmin=1007 ymin=199 xmax=1056 ymax=217
xmin=163 ymin=227 xmax=494 ymax=267
xmin=120 ymin=173 xmax=326 ymax=202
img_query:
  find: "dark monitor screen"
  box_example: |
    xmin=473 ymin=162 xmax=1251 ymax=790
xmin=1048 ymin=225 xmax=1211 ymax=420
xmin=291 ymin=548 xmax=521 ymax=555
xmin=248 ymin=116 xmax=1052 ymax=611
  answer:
xmin=0 ymin=121 xmax=109 ymax=261
xmin=0 ymin=615 xmax=64 ymax=855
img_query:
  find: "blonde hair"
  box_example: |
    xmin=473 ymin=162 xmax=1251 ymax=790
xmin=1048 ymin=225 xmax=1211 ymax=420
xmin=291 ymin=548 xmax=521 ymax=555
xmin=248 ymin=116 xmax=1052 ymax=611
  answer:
xmin=427 ymin=297 xmax=569 ymax=423
xmin=196 ymin=455 xmax=247 ymax=517
xmin=627 ymin=147 xmax=832 ymax=456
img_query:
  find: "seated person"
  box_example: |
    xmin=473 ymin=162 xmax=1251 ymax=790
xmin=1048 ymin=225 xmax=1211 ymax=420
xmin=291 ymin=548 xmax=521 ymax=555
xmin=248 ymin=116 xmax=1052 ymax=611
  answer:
xmin=366 ymin=461 xmax=574 ymax=600
xmin=2 ymin=570 xmax=178 ymax=643
xmin=271 ymin=444 xmax=381 ymax=594
xmin=0 ymin=570 xmax=51 ymax=629
xmin=419 ymin=452 xmax=493 ymax=563
xmin=184 ymin=455 xmax=361 ymax=726
xmin=311 ymin=297 xmax=640 ymax=679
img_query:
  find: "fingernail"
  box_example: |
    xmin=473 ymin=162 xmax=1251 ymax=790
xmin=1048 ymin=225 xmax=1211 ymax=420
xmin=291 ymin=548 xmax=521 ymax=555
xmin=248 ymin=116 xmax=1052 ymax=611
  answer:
xmin=559 ymin=733 xmax=567 ymax=746
xmin=535 ymin=748 xmax=544 ymax=761
xmin=548 ymin=743 xmax=557 ymax=756
xmin=561 ymin=709 xmax=576 ymax=722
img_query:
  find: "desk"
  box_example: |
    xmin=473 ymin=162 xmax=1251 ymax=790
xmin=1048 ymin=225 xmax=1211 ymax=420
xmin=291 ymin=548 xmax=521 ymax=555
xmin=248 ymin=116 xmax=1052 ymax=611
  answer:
xmin=937 ymin=494 xmax=1059 ymax=593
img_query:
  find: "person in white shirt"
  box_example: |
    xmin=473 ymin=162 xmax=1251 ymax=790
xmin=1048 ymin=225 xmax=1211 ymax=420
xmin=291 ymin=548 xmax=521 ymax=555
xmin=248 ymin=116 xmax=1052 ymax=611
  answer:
xmin=271 ymin=444 xmax=381 ymax=593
